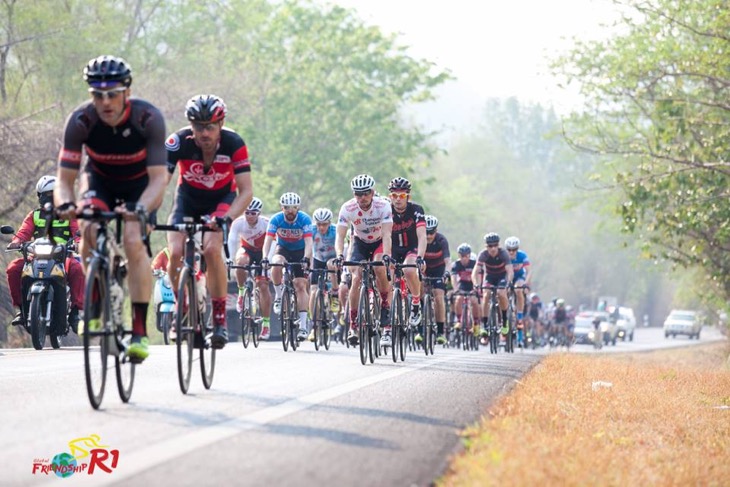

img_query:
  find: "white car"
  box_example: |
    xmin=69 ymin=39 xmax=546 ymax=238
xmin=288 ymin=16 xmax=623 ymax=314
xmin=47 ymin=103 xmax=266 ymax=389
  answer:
xmin=663 ymin=310 xmax=702 ymax=339
xmin=615 ymin=306 xmax=636 ymax=341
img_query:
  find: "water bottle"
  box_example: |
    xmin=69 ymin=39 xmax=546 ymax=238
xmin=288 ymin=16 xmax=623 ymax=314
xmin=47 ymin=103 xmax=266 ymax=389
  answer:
xmin=110 ymin=280 xmax=124 ymax=327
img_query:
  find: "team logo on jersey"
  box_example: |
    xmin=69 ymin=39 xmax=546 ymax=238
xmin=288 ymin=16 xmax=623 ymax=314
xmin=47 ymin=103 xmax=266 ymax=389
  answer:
xmin=183 ymin=162 xmax=228 ymax=188
xmin=122 ymin=128 xmax=131 ymax=138
xmin=214 ymin=155 xmax=231 ymax=163
xmin=165 ymin=133 xmax=180 ymax=151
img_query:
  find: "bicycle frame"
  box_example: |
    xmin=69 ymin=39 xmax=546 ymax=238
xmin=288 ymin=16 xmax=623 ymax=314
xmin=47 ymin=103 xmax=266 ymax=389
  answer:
xmin=342 ymin=260 xmax=387 ymax=365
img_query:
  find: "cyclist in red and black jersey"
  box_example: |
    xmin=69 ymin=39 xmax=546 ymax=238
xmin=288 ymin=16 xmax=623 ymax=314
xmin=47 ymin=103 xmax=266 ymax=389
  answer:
xmin=450 ymin=243 xmax=480 ymax=334
xmin=422 ymin=215 xmax=450 ymax=344
xmin=473 ymin=232 xmax=514 ymax=338
xmin=388 ymin=177 xmax=426 ymax=346
xmin=55 ymin=55 xmax=168 ymax=362
xmin=165 ymin=94 xmax=253 ymax=349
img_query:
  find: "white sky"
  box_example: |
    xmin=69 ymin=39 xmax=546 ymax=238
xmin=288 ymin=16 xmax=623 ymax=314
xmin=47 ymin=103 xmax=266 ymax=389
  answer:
xmin=326 ymin=0 xmax=620 ymax=111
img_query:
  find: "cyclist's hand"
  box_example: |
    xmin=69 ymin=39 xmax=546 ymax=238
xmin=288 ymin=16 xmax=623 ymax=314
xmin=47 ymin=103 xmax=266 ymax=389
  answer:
xmin=300 ymin=257 xmax=311 ymax=269
xmin=260 ymin=258 xmax=270 ymax=269
xmin=416 ymin=256 xmax=425 ymax=269
xmin=55 ymin=202 xmax=78 ymax=221
xmin=382 ymin=254 xmax=392 ymax=266
xmin=443 ymin=271 xmax=451 ymax=281
xmin=334 ymin=254 xmax=344 ymax=268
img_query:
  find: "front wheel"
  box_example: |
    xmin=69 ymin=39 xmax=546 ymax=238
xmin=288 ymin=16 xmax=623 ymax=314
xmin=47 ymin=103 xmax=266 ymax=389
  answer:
xmin=29 ymin=292 xmax=48 ymax=350
xmin=312 ymin=289 xmax=324 ymax=352
xmin=200 ymin=315 xmax=216 ymax=389
xmin=83 ymin=259 xmax=109 ymax=409
xmin=240 ymin=287 xmax=252 ymax=349
xmin=176 ymin=267 xmax=196 ymax=394
xmin=159 ymin=312 xmax=172 ymax=345
xmin=358 ymin=287 xmax=369 ymax=365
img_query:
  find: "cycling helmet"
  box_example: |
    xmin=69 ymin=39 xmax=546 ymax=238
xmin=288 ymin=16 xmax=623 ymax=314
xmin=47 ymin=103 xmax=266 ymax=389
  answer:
xmin=529 ymin=292 xmax=539 ymax=301
xmin=556 ymin=298 xmax=565 ymax=307
xmin=484 ymin=232 xmax=500 ymax=245
xmin=388 ymin=177 xmax=411 ymax=193
xmin=36 ymin=175 xmax=56 ymax=195
xmin=425 ymin=215 xmax=438 ymax=232
xmin=247 ymin=197 xmax=263 ymax=212
xmin=505 ymin=236 xmax=520 ymax=250
xmin=279 ymin=192 xmax=301 ymax=207
xmin=313 ymin=207 xmax=333 ymax=223
xmin=185 ymin=94 xmax=227 ymax=123
xmin=457 ymin=243 xmax=471 ymax=255
xmin=351 ymin=174 xmax=375 ymax=192
xmin=83 ymin=55 xmax=132 ymax=87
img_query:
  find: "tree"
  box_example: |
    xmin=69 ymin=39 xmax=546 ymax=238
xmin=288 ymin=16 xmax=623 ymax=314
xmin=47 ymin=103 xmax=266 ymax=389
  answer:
xmin=553 ymin=0 xmax=730 ymax=303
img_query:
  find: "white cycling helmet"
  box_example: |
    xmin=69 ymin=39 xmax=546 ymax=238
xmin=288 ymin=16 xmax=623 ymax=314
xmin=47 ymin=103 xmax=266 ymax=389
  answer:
xmin=279 ymin=192 xmax=301 ymax=207
xmin=247 ymin=197 xmax=263 ymax=212
xmin=36 ymin=175 xmax=56 ymax=195
xmin=505 ymin=236 xmax=520 ymax=250
xmin=350 ymin=174 xmax=375 ymax=192
xmin=312 ymin=207 xmax=333 ymax=223
xmin=425 ymin=214 xmax=438 ymax=232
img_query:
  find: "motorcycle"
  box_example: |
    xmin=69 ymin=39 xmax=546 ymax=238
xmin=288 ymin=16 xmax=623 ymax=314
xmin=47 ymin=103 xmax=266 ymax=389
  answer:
xmin=152 ymin=269 xmax=176 ymax=344
xmin=1 ymin=225 xmax=75 ymax=350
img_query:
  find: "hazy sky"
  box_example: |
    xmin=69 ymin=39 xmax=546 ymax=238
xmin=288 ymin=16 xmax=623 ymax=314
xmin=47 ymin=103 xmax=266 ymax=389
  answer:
xmin=326 ymin=0 xmax=620 ymax=110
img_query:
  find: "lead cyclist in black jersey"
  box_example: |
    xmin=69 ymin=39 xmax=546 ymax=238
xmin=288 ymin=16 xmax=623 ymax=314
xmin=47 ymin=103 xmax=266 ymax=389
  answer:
xmin=55 ymin=55 xmax=168 ymax=363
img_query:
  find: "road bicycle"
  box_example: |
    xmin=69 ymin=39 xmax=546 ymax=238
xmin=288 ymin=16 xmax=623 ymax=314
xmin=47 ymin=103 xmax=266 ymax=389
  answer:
xmin=154 ymin=217 xmax=228 ymax=394
xmin=481 ymin=283 xmax=506 ymax=354
xmin=309 ymin=267 xmax=338 ymax=351
xmin=77 ymin=207 xmax=150 ymax=409
xmin=267 ymin=262 xmax=307 ymax=352
xmin=420 ymin=276 xmax=442 ymax=356
xmin=506 ymin=284 xmax=529 ymax=352
xmin=451 ymin=290 xmax=480 ymax=351
xmin=227 ymin=262 xmax=265 ymax=348
xmin=342 ymin=260 xmax=388 ymax=365
xmin=389 ymin=262 xmax=418 ymax=362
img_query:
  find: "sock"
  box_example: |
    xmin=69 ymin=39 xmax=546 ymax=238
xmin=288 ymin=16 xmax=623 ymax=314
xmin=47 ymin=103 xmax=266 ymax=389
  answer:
xmin=437 ymin=322 xmax=444 ymax=334
xmin=380 ymin=291 xmax=389 ymax=308
xmin=275 ymin=284 xmax=284 ymax=299
xmin=212 ymin=297 xmax=226 ymax=326
xmin=299 ymin=311 xmax=308 ymax=329
xmin=502 ymin=310 xmax=507 ymax=325
xmin=350 ymin=308 xmax=358 ymax=326
xmin=412 ymin=296 xmax=420 ymax=306
xmin=262 ymin=316 xmax=270 ymax=324
xmin=238 ymin=286 xmax=245 ymax=295
xmin=132 ymin=302 xmax=149 ymax=337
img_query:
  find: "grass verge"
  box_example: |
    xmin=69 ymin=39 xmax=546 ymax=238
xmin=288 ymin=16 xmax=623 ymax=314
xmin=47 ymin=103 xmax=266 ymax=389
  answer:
xmin=438 ymin=341 xmax=730 ymax=486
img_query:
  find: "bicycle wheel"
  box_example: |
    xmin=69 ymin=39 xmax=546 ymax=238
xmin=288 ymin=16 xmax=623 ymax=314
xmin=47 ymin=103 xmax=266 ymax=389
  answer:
xmin=240 ymin=287 xmax=252 ymax=348
xmin=176 ymin=267 xmax=195 ymax=394
xmin=321 ymin=293 xmax=332 ymax=351
xmin=423 ymin=295 xmax=432 ymax=356
xmin=115 ymin=270 xmax=135 ymax=403
xmin=159 ymin=311 xmax=172 ymax=345
xmin=200 ymin=307 xmax=216 ymax=390
xmin=312 ymin=289 xmax=323 ymax=352
xmin=391 ymin=291 xmax=402 ymax=363
xmin=251 ymin=287 xmax=261 ymax=348
xmin=281 ymin=288 xmax=290 ymax=352
xmin=369 ymin=290 xmax=378 ymax=363
xmin=489 ymin=306 xmax=499 ymax=354
xmin=358 ymin=287 xmax=369 ymax=365
xmin=83 ymin=258 xmax=108 ymax=409
xmin=289 ymin=290 xmax=299 ymax=351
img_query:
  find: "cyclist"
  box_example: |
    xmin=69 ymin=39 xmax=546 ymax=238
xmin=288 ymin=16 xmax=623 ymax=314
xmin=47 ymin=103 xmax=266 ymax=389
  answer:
xmin=473 ymin=232 xmax=514 ymax=341
xmin=450 ymin=243 xmax=479 ymax=336
xmin=388 ymin=176 xmax=426 ymax=348
xmin=6 ymin=176 xmax=84 ymax=333
xmin=551 ymin=298 xmax=570 ymax=343
xmin=505 ymin=236 xmax=531 ymax=343
xmin=526 ymin=292 xmax=545 ymax=345
xmin=335 ymin=174 xmax=392 ymax=346
xmin=55 ymin=55 xmax=168 ymax=362
xmin=261 ymin=192 xmax=313 ymax=342
xmin=166 ymin=94 xmax=253 ymax=349
xmin=227 ymin=197 xmax=272 ymax=340
xmin=422 ymin=215 xmax=450 ymax=345
xmin=308 ymin=207 xmax=337 ymax=341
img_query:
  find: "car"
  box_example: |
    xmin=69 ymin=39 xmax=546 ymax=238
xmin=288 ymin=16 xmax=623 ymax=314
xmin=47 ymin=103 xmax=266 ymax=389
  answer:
xmin=574 ymin=311 xmax=616 ymax=346
xmin=663 ymin=310 xmax=702 ymax=339
xmin=614 ymin=306 xmax=636 ymax=341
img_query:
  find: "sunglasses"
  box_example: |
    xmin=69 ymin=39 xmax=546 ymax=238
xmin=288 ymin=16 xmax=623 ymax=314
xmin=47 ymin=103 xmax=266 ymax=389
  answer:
xmin=353 ymin=190 xmax=371 ymax=197
xmin=508 ymin=249 xmax=518 ymax=253
xmin=426 ymin=230 xmax=436 ymax=235
xmin=88 ymin=86 xmax=127 ymax=100
xmin=191 ymin=122 xmax=219 ymax=132
xmin=487 ymin=244 xmax=499 ymax=248
xmin=282 ymin=205 xmax=299 ymax=211
xmin=389 ymin=192 xmax=408 ymax=200
xmin=244 ymin=210 xmax=260 ymax=216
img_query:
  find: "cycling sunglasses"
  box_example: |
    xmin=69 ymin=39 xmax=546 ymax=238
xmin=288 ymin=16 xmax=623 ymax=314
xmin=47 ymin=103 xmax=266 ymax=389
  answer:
xmin=88 ymin=86 xmax=127 ymax=100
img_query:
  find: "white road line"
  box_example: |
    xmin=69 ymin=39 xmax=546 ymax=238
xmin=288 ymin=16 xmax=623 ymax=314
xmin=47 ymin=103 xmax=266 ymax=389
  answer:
xmin=60 ymin=353 xmax=457 ymax=486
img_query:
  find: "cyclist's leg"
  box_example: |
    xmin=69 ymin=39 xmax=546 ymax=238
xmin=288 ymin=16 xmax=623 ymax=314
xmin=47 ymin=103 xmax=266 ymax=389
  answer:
xmin=402 ymin=252 xmax=422 ymax=328
xmin=203 ymin=229 xmax=229 ymax=348
xmin=234 ymin=247 xmax=250 ymax=289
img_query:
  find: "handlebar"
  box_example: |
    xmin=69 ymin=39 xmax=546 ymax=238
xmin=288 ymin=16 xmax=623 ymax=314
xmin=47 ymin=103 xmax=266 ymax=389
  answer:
xmin=154 ymin=215 xmax=230 ymax=260
xmin=77 ymin=207 xmax=152 ymax=257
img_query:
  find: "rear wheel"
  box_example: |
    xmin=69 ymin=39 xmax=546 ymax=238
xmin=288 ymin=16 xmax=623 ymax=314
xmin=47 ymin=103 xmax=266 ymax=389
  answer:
xmin=321 ymin=293 xmax=332 ymax=350
xmin=176 ymin=268 xmax=195 ymax=394
xmin=489 ymin=306 xmax=499 ymax=354
xmin=289 ymin=291 xmax=299 ymax=351
xmin=159 ymin=311 xmax=172 ymax=345
xmin=200 ymin=310 xmax=216 ymax=389
xmin=114 ymin=268 xmax=135 ymax=402
xmin=240 ymin=287 xmax=252 ymax=348
xmin=423 ymin=295 xmax=433 ymax=356
xmin=83 ymin=259 xmax=108 ymax=409
xmin=391 ymin=291 xmax=402 ymax=363
xmin=251 ymin=287 xmax=261 ymax=348
xmin=312 ymin=289 xmax=323 ymax=352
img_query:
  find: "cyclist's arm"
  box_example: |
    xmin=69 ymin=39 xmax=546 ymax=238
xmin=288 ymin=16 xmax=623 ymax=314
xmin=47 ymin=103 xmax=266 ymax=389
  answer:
xmin=303 ymin=235 xmax=313 ymax=262
xmin=415 ymin=224 xmax=427 ymax=259
xmin=225 ymin=172 xmax=253 ymax=221
xmin=335 ymin=223 xmax=348 ymax=257
xmin=262 ymin=233 xmax=274 ymax=259
xmin=505 ymin=263 xmax=514 ymax=285
xmin=227 ymin=219 xmax=242 ymax=258
xmin=471 ymin=262 xmax=483 ymax=287
xmin=381 ymin=221 xmax=393 ymax=256
xmin=138 ymin=164 xmax=168 ymax=212
xmin=55 ymin=167 xmax=78 ymax=210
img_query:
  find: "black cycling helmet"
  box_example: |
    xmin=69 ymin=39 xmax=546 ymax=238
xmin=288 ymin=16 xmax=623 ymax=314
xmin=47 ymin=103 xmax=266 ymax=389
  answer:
xmin=83 ymin=55 xmax=132 ymax=87
xmin=388 ymin=177 xmax=411 ymax=193
xmin=457 ymin=243 xmax=471 ymax=255
xmin=484 ymin=232 xmax=500 ymax=245
xmin=185 ymin=94 xmax=227 ymax=123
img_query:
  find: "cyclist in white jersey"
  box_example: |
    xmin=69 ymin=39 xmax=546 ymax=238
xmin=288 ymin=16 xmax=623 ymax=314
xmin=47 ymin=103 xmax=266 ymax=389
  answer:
xmin=227 ymin=197 xmax=272 ymax=339
xmin=308 ymin=207 xmax=337 ymax=341
xmin=335 ymin=174 xmax=393 ymax=346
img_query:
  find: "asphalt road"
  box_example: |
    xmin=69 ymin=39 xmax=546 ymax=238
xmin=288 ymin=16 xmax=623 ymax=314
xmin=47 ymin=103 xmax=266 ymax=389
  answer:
xmin=0 ymin=326 xmax=723 ymax=486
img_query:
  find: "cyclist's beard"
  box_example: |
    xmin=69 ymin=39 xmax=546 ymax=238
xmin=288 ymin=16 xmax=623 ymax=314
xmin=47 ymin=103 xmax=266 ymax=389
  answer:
xmin=358 ymin=200 xmax=372 ymax=211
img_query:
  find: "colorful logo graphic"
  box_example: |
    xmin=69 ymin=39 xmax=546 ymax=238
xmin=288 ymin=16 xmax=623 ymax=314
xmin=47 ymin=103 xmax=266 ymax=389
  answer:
xmin=32 ymin=434 xmax=120 ymax=478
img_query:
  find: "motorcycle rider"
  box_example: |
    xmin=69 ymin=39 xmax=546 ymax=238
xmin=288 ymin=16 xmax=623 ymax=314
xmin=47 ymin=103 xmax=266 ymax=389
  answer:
xmin=5 ymin=176 xmax=84 ymax=332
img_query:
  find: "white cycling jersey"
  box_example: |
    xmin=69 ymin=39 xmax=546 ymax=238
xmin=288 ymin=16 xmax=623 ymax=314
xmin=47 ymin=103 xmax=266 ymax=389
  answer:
xmin=337 ymin=197 xmax=392 ymax=242
xmin=227 ymin=215 xmax=270 ymax=256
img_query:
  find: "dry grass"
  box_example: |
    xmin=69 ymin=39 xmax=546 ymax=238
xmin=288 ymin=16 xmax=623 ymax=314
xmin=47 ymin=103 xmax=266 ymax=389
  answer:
xmin=439 ymin=342 xmax=730 ymax=487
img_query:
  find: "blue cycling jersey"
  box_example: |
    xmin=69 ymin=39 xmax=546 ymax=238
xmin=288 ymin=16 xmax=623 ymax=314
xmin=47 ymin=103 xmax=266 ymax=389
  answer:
xmin=313 ymin=224 xmax=336 ymax=262
xmin=511 ymin=249 xmax=531 ymax=280
xmin=266 ymin=211 xmax=313 ymax=251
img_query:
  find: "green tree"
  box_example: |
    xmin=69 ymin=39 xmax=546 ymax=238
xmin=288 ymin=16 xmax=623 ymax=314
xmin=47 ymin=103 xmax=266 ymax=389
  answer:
xmin=553 ymin=0 xmax=730 ymax=303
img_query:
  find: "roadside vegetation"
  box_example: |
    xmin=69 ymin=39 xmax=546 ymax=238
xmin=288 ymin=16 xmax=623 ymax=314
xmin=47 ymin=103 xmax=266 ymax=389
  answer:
xmin=439 ymin=341 xmax=730 ymax=486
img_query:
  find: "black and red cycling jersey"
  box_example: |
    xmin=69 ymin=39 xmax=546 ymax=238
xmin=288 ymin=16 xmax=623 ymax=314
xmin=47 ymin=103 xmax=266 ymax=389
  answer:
xmin=451 ymin=259 xmax=476 ymax=285
xmin=476 ymin=247 xmax=512 ymax=278
xmin=165 ymin=126 xmax=251 ymax=203
xmin=391 ymin=202 xmax=425 ymax=252
xmin=424 ymin=232 xmax=450 ymax=270
xmin=58 ymin=98 xmax=167 ymax=189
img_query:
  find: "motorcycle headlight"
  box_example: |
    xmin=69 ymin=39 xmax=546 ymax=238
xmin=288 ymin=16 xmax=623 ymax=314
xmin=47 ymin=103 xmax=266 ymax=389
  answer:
xmin=34 ymin=243 xmax=54 ymax=257
xmin=53 ymin=244 xmax=66 ymax=261
xmin=601 ymin=322 xmax=609 ymax=332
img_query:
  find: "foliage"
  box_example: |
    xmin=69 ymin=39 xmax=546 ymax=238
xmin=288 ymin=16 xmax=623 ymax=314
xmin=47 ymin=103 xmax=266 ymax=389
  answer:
xmin=552 ymin=0 xmax=730 ymax=303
